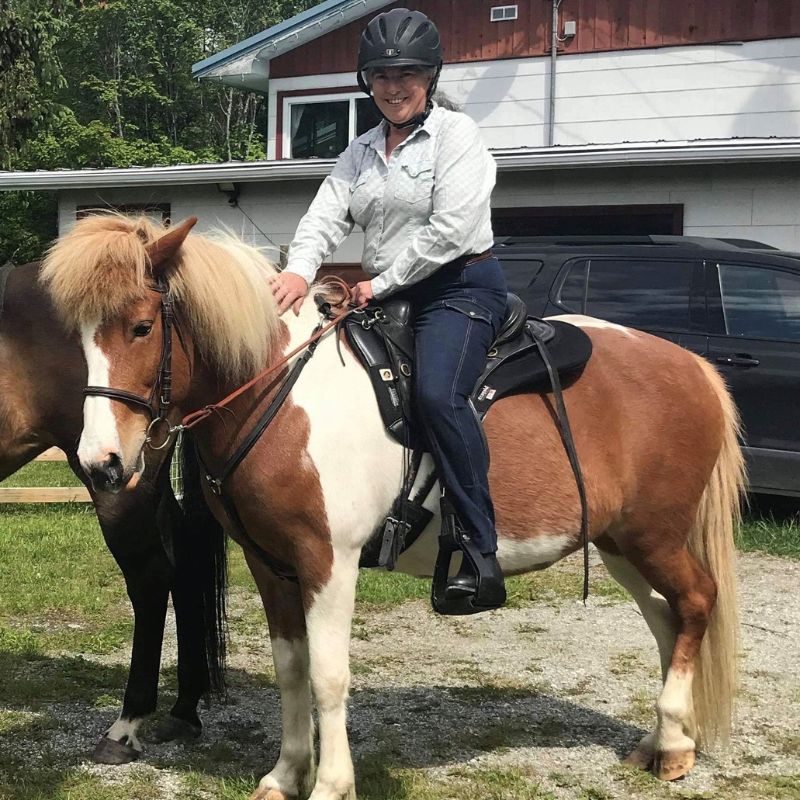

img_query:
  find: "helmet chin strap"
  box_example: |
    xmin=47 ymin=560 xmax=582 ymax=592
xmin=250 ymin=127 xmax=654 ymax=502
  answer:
xmin=387 ymin=99 xmax=433 ymax=130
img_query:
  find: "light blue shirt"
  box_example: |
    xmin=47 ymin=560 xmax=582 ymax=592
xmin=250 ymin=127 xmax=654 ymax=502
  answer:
xmin=285 ymin=104 xmax=496 ymax=299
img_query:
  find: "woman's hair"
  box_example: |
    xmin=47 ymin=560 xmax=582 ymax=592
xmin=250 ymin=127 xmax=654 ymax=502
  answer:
xmin=432 ymin=92 xmax=461 ymax=112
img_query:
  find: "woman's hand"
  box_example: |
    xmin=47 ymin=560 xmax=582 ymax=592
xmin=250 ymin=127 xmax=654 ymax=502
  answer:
xmin=270 ymin=272 xmax=309 ymax=316
xmin=351 ymin=280 xmax=374 ymax=307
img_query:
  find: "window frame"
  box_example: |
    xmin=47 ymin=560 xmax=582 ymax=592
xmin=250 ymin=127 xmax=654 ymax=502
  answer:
xmin=77 ymin=203 xmax=171 ymax=223
xmin=552 ymin=255 xmax=705 ymax=334
xmin=282 ymin=91 xmax=372 ymax=159
xmin=707 ymin=260 xmax=800 ymax=344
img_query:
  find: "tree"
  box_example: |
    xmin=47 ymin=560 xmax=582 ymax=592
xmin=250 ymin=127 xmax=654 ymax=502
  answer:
xmin=0 ymin=0 xmax=70 ymax=167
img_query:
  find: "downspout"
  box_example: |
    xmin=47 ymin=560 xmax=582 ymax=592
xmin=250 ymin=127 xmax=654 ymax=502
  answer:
xmin=548 ymin=0 xmax=562 ymax=147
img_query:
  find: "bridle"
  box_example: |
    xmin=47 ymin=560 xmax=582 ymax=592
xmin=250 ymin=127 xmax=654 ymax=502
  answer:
xmin=83 ymin=278 xmax=177 ymax=450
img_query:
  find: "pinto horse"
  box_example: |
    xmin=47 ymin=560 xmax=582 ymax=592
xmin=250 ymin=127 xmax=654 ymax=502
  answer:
xmin=42 ymin=214 xmax=744 ymax=800
xmin=0 ymin=260 xmax=226 ymax=763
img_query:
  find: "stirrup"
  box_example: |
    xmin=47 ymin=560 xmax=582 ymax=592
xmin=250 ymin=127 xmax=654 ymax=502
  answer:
xmin=431 ymin=496 xmax=506 ymax=616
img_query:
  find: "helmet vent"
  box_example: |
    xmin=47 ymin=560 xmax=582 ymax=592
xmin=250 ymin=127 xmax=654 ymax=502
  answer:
xmin=409 ymin=21 xmax=430 ymax=43
xmin=396 ymin=15 xmax=413 ymax=39
xmin=378 ymin=16 xmax=387 ymax=40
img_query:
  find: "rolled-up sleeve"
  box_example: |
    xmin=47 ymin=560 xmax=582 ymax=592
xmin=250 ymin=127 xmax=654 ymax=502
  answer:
xmin=370 ymin=116 xmax=495 ymax=299
xmin=284 ymin=148 xmax=358 ymax=285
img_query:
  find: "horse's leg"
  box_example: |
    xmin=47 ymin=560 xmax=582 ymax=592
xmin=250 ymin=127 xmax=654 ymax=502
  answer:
xmin=303 ymin=551 xmax=359 ymax=800
xmin=596 ymin=533 xmax=716 ymax=781
xmin=151 ymin=488 xmax=211 ymax=742
xmin=91 ymin=494 xmax=172 ymax=764
xmin=248 ymin=555 xmax=316 ymax=800
xmin=595 ymin=538 xmax=677 ymax=770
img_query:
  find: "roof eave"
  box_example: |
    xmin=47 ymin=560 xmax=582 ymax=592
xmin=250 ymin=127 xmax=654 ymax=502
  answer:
xmin=3 ymin=140 xmax=800 ymax=191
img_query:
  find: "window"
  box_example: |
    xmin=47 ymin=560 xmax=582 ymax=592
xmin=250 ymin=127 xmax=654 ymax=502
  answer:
xmin=558 ymin=258 xmax=697 ymax=332
xmin=718 ymin=263 xmax=800 ymax=342
xmin=284 ymin=93 xmax=382 ymax=159
xmin=490 ymin=5 xmax=518 ymax=21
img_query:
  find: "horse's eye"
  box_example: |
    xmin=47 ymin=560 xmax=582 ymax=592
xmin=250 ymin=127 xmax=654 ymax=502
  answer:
xmin=133 ymin=321 xmax=153 ymax=338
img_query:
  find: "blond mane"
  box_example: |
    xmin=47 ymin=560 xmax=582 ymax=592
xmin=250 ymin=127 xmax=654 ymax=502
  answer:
xmin=40 ymin=213 xmax=281 ymax=383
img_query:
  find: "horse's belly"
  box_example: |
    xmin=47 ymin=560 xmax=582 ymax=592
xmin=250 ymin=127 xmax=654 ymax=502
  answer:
xmin=393 ymin=521 xmax=575 ymax=578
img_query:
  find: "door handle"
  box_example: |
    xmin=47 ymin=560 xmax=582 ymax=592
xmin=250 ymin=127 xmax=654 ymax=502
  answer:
xmin=715 ymin=355 xmax=760 ymax=367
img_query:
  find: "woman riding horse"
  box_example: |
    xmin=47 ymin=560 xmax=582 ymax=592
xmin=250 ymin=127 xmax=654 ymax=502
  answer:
xmin=271 ymin=8 xmax=508 ymax=613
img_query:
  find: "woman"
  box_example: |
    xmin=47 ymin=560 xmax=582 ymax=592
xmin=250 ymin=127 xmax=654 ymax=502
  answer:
xmin=271 ymin=8 xmax=508 ymax=614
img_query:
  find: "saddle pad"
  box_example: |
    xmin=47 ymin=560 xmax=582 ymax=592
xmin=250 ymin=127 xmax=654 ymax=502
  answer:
xmin=472 ymin=319 xmax=593 ymax=416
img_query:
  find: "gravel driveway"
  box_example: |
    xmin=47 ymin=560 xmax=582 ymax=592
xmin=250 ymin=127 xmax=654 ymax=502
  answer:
xmin=2 ymin=551 xmax=799 ymax=799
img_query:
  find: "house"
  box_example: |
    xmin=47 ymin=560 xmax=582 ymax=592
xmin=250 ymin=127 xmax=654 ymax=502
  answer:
xmin=3 ymin=0 xmax=800 ymax=270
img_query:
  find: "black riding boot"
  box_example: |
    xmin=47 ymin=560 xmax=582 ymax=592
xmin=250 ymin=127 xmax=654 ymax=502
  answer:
xmin=431 ymin=496 xmax=506 ymax=615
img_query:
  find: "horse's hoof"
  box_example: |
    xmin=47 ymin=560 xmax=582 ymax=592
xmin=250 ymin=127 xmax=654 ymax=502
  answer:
xmin=92 ymin=735 xmax=141 ymax=765
xmin=148 ymin=716 xmax=202 ymax=743
xmin=249 ymin=789 xmax=291 ymax=800
xmin=653 ymin=748 xmax=696 ymax=781
xmin=622 ymin=745 xmax=654 ymax=770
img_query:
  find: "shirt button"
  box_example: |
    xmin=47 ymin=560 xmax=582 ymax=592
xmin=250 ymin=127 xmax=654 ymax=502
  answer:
xmin=469 ymin=311 xmax=476 ymax=316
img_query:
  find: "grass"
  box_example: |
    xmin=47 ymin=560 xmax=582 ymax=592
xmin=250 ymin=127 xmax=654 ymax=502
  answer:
xmin=0 ymin=462 xmax=82 ymax=488
xmin=737 ymin=516 xmax=800 ymax=559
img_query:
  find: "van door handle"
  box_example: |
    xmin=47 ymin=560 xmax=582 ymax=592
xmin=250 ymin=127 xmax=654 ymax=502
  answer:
xmin=715 ymin=355 xmax=760 ymax=367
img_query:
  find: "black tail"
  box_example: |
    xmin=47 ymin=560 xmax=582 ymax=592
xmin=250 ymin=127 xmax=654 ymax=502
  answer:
xmin=177 ymin=431 xmax=228 ymax=697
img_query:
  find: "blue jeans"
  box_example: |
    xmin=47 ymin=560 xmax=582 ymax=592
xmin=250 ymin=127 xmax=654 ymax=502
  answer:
xmin=399 ymin=255 xmax=508 ymax=553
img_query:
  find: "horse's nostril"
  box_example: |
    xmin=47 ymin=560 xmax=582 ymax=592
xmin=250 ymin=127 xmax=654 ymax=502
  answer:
xmin=88 ymin=452 xmax=124 ymax=492
xmin=106 ymin=452 xmax=123 ymax=487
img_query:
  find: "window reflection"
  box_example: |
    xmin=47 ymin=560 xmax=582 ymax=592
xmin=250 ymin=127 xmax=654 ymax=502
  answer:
xmin=719 ymin=264 xmax=800 ymax=342
xmin=559 ymin=259 xmax=695 ymax=332
xmin=291 ymin=101 xmax=349 ymax=158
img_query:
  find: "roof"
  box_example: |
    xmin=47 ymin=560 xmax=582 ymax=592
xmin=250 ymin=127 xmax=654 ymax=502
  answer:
xmin=494 ymin=235 xmax=800 ymax=271
xmin=192 ymin=0 xmax=391 ymax=90
xmin=2 ymin=138 xmax=800 ymax=192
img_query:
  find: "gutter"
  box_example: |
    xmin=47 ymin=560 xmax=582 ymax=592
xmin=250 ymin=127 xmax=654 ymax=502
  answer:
xmin=3 ymin=140 xmax=800 ymax=191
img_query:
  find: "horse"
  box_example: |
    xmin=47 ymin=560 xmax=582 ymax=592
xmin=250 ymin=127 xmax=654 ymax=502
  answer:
xmin=0 ymin=259 xmax=226 ymax=764
xmin=41 ymin=213 xmax=744 ymax=800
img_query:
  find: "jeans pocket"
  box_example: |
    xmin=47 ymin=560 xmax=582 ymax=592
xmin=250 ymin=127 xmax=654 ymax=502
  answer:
xmin=441 ymin=298 xmax=493 ymax=325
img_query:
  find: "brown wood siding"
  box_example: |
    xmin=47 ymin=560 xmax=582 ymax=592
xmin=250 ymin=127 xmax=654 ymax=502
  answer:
xmin=270 ymin=0 xmax=800 ymax=78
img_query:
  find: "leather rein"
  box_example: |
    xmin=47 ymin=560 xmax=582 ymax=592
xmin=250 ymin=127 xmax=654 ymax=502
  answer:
xmin=84 ymin=277 xmax=357 ymax=453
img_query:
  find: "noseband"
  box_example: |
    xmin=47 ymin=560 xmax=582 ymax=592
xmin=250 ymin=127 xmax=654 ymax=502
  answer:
xmin=83 ymin=279 xmax=176 ymax=450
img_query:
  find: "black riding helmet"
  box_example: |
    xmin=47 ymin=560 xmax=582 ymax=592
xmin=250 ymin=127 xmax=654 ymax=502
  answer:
xmin=357 ymin=8 xmax=443 ymax=130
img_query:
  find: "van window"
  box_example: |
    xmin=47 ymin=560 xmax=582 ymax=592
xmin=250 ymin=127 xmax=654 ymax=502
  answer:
xmin=718 ymin=264 xmax=800 ymax=342
xmin=558 ymin=258 xmax=696 ymax=332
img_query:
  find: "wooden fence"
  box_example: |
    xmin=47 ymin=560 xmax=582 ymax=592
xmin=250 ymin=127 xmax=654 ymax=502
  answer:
xmin=0 ymin=447 xmax=91 ymax=504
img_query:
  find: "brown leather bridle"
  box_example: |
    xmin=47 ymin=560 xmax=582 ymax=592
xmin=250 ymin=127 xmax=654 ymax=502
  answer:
xmin=82 ymin=278 xmax=177 ymax=450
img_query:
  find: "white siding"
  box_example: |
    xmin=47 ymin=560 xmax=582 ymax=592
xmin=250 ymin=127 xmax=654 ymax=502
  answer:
xmin=59 ymin=161 xmax=800 ymax=257
xmin=267 ymin=37 xmax=800 ymax=155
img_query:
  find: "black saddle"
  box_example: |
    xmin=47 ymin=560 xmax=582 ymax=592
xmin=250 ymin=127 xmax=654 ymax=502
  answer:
xmin=344 ymin=293 xmax=592 ymax=445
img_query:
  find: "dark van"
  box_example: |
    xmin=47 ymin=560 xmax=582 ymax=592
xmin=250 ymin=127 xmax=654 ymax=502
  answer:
xmin=495 ymin=236 xmax=800 ymax=498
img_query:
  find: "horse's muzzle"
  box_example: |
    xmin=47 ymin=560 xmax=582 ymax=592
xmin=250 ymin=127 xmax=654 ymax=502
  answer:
xmin=86 ymin=453 xmax=125 ymax=493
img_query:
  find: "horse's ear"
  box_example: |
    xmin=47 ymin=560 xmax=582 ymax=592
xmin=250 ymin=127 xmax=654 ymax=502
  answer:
xmin=145 ymin=216 xmax=198 ymax=276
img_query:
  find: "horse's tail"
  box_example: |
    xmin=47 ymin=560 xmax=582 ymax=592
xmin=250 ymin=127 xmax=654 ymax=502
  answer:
xmin=688 ymin=357 xmax=745 ymax=748
xmin=177 ymin=431 xmax=228 ymax=697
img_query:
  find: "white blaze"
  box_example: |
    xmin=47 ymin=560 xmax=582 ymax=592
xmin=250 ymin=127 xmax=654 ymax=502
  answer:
xmin=78 ymin=322 xmax=121 ymax=469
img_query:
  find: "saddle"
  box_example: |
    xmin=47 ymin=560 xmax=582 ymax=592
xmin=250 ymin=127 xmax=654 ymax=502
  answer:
xmin=344 ymin=293 xmax=592 ymax=444
xmin=344 ymin=294 xmax=593 ymax=577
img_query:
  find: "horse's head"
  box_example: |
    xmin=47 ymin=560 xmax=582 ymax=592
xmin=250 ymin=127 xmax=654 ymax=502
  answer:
xmin=42 ymin=215 xmax=197 ymax=492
